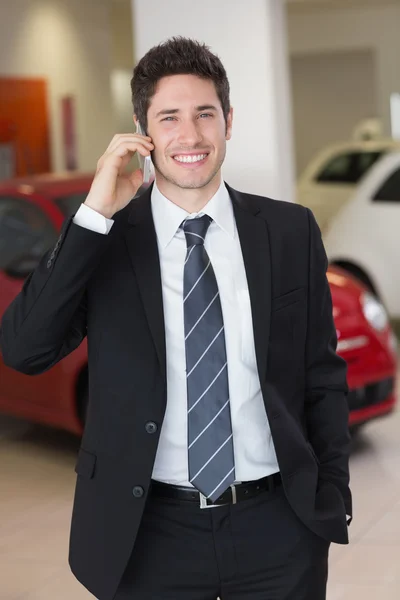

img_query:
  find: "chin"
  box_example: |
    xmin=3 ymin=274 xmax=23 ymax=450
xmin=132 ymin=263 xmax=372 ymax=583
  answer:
xmin=156 ymin=172 xmax=212 ymax=191
xmin=173 ymin=167 xmax=220 ymax=190
xmin=175 ymin=176 xmax=214 ymax=190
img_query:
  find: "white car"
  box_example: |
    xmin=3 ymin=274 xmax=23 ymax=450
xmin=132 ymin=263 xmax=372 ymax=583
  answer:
xmin=297 ymin=139 xmax=400 ymax=233
xmin=323 ymin=151 xmax=400 ymax=319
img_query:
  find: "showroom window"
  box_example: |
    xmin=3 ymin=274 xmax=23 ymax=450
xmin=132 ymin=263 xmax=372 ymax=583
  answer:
xmin=373 ymin=167 xmax=400 ymax=203
xmin=316 ymin=151 xmax=383 ymax=184
xmin=0 ymin=197 xmax=58 ymax=273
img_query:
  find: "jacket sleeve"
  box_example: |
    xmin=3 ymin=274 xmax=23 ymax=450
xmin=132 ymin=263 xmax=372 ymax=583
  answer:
xmin=304 ymin=208 xmax=352 ymax=519
xmin=0 ymin=217 xmax=111 ymax=375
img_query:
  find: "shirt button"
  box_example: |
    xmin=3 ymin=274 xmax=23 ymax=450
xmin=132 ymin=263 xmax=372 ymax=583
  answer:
xmin=132 ymin=486 xmax=144 ymax=498
xmin=145 ymin=421 xmax=158 ymax=434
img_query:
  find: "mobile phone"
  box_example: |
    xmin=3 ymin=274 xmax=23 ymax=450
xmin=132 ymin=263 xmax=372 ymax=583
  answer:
xmin=136 ymin=121 xmax=153 ymax=185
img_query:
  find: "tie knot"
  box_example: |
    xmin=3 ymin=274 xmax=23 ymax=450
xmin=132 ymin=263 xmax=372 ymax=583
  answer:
xmin=182 ymin=215 xmax=211 ymax=247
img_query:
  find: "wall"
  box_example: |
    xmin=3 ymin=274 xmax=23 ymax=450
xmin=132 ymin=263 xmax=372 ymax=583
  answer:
xmin=291 ymin=49 xmax=378 ymax=173
xmin=287 ymin=3 xmax=400 ymax=139
xmin=0 ymin=77 xmax=51 ymax=176
xmin=110 ymin=0 xmax=136 ymax=135
xmin=0 ymin=0 xmax=114 ymax=172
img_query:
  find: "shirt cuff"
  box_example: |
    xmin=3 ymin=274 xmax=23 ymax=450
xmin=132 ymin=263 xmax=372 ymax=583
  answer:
xmin=73 ymin=203 xmax=114 ymax=234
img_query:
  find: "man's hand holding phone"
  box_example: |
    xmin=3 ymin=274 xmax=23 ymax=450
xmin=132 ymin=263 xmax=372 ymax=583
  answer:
xmin=84 ymin=132 xmax=154 ymax=220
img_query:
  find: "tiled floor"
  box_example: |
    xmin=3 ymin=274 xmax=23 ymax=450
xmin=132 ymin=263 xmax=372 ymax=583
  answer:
xmin=1 ymin=398 xmax=400 ymax=599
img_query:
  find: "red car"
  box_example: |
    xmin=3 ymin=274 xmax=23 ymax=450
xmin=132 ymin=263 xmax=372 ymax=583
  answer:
xmin=0 ymin=173 xmax=397 ymax=435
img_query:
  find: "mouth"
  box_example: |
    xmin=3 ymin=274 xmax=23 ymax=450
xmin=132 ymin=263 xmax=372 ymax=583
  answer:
xmin=172 ymin=153 xmax=209 ymax=167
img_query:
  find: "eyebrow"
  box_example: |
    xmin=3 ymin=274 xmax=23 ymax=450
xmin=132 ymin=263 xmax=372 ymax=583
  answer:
xmin=155 ymin=105 xmax=218 ymax=119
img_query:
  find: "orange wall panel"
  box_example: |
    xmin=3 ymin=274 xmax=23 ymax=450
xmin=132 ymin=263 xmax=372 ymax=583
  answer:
xmin=0 ymin=77 xmax=51 ymax=176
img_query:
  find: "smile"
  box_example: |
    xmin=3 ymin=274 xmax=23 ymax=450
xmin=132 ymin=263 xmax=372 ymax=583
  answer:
xmin=173 ymin=153 xmax=209 ymax=164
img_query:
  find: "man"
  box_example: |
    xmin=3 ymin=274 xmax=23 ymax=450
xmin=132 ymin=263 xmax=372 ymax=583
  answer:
xmin=0 ymin=37 xmax=351 ymax=600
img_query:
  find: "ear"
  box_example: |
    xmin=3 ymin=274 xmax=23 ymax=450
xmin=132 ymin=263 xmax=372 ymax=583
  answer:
xmin=133 ymin=114 xmax=138 ymax=128
xmin=225 ymin=107 xmax=233 ymax=141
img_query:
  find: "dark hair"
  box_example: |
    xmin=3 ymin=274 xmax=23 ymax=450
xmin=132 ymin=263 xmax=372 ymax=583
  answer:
xmin=131 ymin=36 xmax=230 ymax=132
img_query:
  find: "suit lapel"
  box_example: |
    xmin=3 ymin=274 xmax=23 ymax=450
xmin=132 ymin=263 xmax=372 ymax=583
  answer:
xmin=124 ymin=187 xmax=166 ymax=380
xmin=227 ymin=184 xmax=272 ymax=387
xmin=122 ymin=183 xmax=271 ymax=387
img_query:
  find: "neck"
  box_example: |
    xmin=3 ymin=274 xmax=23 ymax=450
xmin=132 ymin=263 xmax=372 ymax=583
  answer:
xmin=155 ymin=172 xmax=222 ymax=213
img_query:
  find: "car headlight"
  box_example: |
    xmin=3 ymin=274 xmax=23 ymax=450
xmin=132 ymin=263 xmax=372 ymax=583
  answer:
xmin=361 ymin=292 xmax=388 ymax=332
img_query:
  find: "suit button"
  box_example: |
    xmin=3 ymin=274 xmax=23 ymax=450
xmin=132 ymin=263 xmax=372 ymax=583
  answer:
xmin=145 ymin=421 xmax=157 ymax=434
xmin=132 ymin=486 xmax=144 ymax=498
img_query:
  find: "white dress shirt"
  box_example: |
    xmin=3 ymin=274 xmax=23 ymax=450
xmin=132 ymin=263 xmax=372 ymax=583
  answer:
xmin=73 ymin=180 xmax=279 ymax=486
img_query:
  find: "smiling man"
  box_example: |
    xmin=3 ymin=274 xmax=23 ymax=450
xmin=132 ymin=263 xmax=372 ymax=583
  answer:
xmin=134 ymin=64 xmax=232 ymax=210
xmin=0 ymin=37 xmax=352 ymax=600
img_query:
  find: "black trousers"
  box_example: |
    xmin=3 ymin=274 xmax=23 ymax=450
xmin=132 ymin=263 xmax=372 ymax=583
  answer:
xmin=115 ymin=483 xmax=330 ymax=600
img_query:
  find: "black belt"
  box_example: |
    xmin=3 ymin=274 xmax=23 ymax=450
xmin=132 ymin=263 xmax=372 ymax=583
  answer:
xmin=150 ymin=472 xmax=282 ymax=509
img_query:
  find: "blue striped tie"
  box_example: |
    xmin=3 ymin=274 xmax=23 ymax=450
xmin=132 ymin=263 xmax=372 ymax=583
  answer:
xmin=182 ymin=215 xmax=235 ymax=502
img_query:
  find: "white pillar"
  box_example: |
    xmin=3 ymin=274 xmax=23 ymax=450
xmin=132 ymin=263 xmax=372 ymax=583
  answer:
xmin=131 ymin=0 xmax=295 ymax=202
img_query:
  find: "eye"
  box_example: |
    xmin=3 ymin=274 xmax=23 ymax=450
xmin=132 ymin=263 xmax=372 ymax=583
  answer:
xmin=161 ymin=116 xmax=177 ymax=122
xmin=199 ymin=113 xmax=213 ymax=119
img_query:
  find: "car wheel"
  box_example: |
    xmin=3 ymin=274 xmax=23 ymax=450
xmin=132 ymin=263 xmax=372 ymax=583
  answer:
xmin=333 ymin=262 xmax=378 ymax=297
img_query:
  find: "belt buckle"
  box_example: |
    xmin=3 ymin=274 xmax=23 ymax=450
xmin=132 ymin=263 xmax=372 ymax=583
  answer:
xmin=199 ymin=493 xmax=226 ymax=509
xmin=199 ymin=492 xmax=216 ymax=509
xmin=199 ymin=484 xmax=238 ymax=509
xmin=230 ymin=483 xmax=238 ymax=504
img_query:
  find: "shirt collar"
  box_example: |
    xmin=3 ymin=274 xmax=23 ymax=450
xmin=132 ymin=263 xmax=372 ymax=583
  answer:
xmin=151 ymin=179 xmax=235 ymax=250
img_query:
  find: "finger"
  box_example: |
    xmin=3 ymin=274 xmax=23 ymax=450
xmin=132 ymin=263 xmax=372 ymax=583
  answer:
xmin=104 ymin=142 xmax=153 ymax=164
xmin=97 ymin=144 xmax=151 ymax=175
xmin=97 ymin=138 xmax=154 ymax=172
xmin=107 ymin=134 xmax=153 ymax=154
xmin=114 ymin=132 xmax=152 ymax=141
xmin=107 ymin=133 xmax=153 ymax=146
xmin=107 ymin=139 xmax=154 ymax=157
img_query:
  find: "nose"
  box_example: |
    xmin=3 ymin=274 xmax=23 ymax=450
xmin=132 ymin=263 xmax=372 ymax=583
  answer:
xmin=177 ymin=119 xmax=203 ymax=148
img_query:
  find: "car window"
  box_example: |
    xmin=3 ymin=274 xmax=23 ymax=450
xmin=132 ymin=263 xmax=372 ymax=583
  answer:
xmin=316 ymin=151 xmax=383 ymax=184
xmin=54 ymin=192 xmax=88 ymax=218
xmin=0 ymin=197 xmax=58 ymax=271
xmin=373 ymin=167 xmax=400 ymax=203
xmin=357 ymin=151 xmax=382 ymax=174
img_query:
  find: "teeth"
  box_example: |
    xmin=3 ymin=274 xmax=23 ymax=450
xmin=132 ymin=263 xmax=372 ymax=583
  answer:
xmin=174 ymin=154 xmax=207 ymax=163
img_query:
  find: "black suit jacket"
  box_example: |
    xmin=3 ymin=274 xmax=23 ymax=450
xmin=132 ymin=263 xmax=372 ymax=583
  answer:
xmin=0 ymin=184 xmax=352 ymax=600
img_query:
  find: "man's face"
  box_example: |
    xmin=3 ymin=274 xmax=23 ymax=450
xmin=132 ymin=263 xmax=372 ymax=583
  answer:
xmin=143 ymin=74 xmax=232 ymax=191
